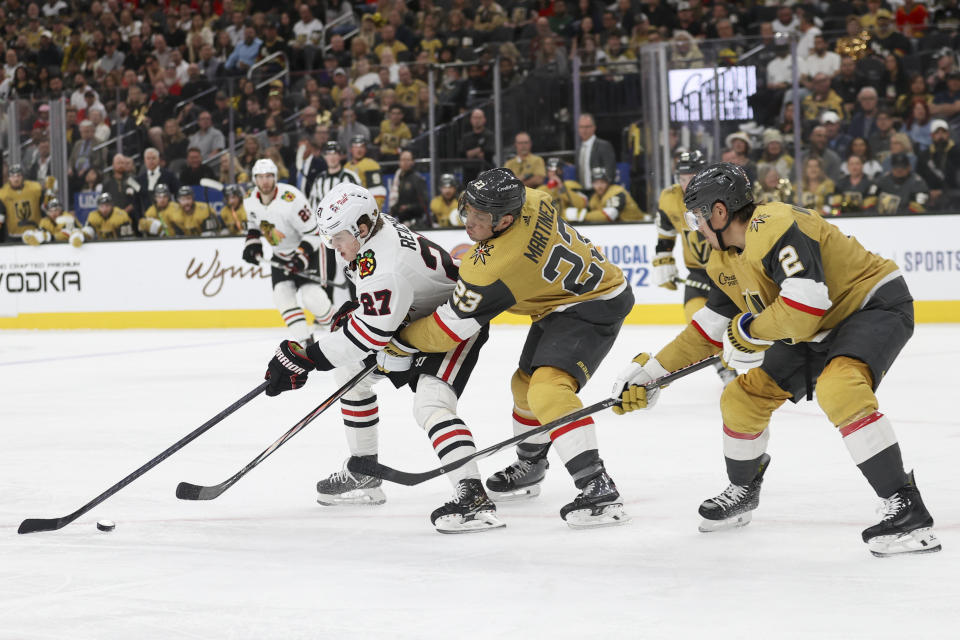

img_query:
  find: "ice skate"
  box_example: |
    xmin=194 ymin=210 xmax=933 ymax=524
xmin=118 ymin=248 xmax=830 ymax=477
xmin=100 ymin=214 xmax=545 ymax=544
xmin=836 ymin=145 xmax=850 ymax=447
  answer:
xmin=485 ymin=450 xmax=549 ymax=501
xmin=862 ymin=471 xmax=941 ymax=558
xmin=560 ymin=470 xmax=630 ymax=529
xmin=430 ymin=479 xmax=505 ymax=534
xmin=316 ymin=457 xmax=386 ymax=506
xmin=698 ymin=453 xmax=770 ymax=532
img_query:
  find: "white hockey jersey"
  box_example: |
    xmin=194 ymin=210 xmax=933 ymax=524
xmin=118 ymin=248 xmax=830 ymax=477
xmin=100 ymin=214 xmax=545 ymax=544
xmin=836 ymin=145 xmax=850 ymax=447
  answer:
xmin=244 ymin=183 xmax=322 ymax=259
xmin=316 ymin=214 xmax=460 ymax=368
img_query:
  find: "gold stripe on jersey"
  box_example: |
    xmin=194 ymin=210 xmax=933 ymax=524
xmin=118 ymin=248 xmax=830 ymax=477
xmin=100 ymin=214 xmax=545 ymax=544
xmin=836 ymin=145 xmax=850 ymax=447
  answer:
xmin=658 ymin=183 xmax=712 ymax=269
xmin=430 ymin=195 xmax=461 ymax=227
xmin=0 ymin=181 xmax=44 ymax=236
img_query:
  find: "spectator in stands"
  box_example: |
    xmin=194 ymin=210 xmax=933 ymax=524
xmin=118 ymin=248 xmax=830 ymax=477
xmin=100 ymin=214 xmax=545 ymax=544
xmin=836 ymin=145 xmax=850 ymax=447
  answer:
xmin=834 ymin=155 xmax=878 ymax=215
xmin=225 ymin=21 xmax=262 ymax=74
xmin=794 ymin=8 xmax=821 ymax=59
xmin=376 ymin=103 xmax=411 ymax=163
xmin=849 ymin=87 xmax=881 ymax=141
xmin=875 ymin=152 xmax=930 ymax=214
xmin=821 ymin=111 xmax=851 ymax=156
xmin=894 ymin=74 xmax=933 ymax=120
xmin=459 ymin=108 xmax=496 ymax=183
xmin=575 ymin=112 xmax=616 ymax=195
xmin=753 ymin=166 xmax=794 ymax=205
xmin=146 ymin=82 xmax=177 ymax=129
xmin=799 ymin=156 xmax=835 ymax=214
xmin=505 ymin=131 xmax=546 ymax=188
xmin=265 ymin=147 xmax=291 ymax=183
xmin=931 ymin=70 xmax=960 ymax=121
xmin=916 ymin=119 xmax=960 ymax=208
xmin=179 ymin=147 xmax=215 ymax=186
xmin=388 ymin=149 xmax=428 ymax=227
xmin=533 ymin=35 xmax=569 ymax=77
xmin=239 ymin=136 xmax=262 ymax=177
xmin=756 ymin=129 xmax=794 ymax=180
xmin=219 ymin=154 xmax=248 ymax=186
xmin=881 ymin=133 xmax=918 ymax=173
xmin=101 ymin=153 xmax=138 ymax=220
xmin=842 ymin=137 xmax=884 ymax=180
xmin=292 ymin=4 xmax=324 ymax=72
xmin=871 ymin=9 xmax=911 ymax=58
xmin=801 ymin=35 xmax=841 ymax=85
xmin=802 ymin=73 xmax=845 ymax=127
xmin=188 ymin=111 xmax=225 ymax=160
xmin=765 ymin=36 xmax=792 ymax=93
xmin=337 ymin=107 xmax=370 ymax=151
xmin=395 ymin=64 xmax=426 ymax=112
xmin=376 ymin=24 xmax=408 ymax=60
xmin=806 ymin=125 xmax=843 ymax=182
xmin=68 ymin=120 xmax=104 ymax=188
xmin=670 ymin=30 xmax=703 ymax=69
xmin=674 ymin=2 xmax=702 ymax=38
xmin=725 ymin=132 xmax=757 ymax=182
xmin=906 ymin=101 xmax=934 ymax=152
xmin=297 ymin=128 xmax=328 ymax=195
xmin=137 ymin=147 xmax=179 ymax=213
xmin=869 ymin=109 xmax=896 ymax=164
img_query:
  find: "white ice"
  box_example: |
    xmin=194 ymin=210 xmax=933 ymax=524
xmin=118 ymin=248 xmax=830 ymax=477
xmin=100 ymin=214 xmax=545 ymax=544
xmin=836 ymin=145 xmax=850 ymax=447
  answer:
xmin=1 ymin=324 xmax=957 ymax=639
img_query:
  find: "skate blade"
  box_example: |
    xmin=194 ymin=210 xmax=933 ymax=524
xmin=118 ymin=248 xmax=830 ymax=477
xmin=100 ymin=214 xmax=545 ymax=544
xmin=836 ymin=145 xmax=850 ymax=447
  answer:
xmin=564 ymin=504 xmax=631 ymax=529
xmin=698 ymin=511 xmax=752 ymax=533
xmin=868 ymin=527 xmax=942 ymax=557
xmin=316 ymin=487 xmax=386 ymax=506
xmin=435 ymin=511 xmax=506 ymax=534
xmin=487 ymin=484 xmax=541 ymax=502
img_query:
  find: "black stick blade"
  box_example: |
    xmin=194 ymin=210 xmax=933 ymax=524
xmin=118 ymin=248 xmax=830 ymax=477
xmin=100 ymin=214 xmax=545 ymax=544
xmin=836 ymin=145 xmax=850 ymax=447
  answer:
xmin=175 ymin=482 xmax=205 ymax=500
xmin=18 ymin=517 xmax=64 ymax=534
xmin=347 ymin=457 xmax=433 ymax=486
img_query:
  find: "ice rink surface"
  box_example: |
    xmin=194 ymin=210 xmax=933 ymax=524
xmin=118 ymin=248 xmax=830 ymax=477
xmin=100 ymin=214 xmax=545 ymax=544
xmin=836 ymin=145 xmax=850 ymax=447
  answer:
xmin=1 ymin=324 xmax=957 ymax=639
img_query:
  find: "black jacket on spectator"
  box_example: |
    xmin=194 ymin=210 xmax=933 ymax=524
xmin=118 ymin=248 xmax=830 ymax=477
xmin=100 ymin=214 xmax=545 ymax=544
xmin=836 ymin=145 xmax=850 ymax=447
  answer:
xmin=916 ymin=141 xmax=960 ymax=191
xmin=102 ymin=172 xmax=140 ymax=217
xmin=181 ymin=77 xmax=216 ymax=112
xmin=300 ymin=153 xmax=327 ymax=196
xmin=391 ymin=169 xmax=429 ymax=227
xmin=146 ymin=96 xmax=178 ymax=127
xmin=458 ymin=127 xmax=495 ymax=182
xmin=179 ymin=163 xmax=216 ymax=186
xmin=136 ymin=168 xmax=180 ymax=212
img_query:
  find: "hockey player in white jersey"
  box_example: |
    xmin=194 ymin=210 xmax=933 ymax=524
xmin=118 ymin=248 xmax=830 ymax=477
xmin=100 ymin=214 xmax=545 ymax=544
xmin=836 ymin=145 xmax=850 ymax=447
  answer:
xmin=264 ymin=182 xmax=502 ymax=534
xmin=243 ymin=158 xmax=334 ymax=343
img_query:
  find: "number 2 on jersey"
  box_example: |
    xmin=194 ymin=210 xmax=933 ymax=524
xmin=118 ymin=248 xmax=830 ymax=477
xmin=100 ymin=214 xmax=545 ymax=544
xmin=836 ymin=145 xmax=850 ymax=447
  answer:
xmin=542 ymin=214 xmax=606 ymax=295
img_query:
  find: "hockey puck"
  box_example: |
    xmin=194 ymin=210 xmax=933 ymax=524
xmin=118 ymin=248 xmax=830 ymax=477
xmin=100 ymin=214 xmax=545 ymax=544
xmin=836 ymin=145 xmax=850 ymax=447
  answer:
xmin=96 ymin=520 xmax=115 ymax=532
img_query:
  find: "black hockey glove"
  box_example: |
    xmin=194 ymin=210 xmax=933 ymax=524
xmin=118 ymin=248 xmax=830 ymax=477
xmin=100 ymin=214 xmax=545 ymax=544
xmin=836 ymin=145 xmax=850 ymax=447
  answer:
xmin=265 ymin=340 xmax=316 ymax=396
xmin=330 ymin=300 xmax=360 ymax=332
xmin=243 ymin=229 xmax=263 ymax=265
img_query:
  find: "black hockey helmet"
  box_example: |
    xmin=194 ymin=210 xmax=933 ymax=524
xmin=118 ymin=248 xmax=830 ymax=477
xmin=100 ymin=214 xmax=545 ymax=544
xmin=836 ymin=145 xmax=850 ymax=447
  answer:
xmin=46 ymin=198 xmax=63 ymax=213
xmin=459 ymin=167 xmax=525 ymax=228
xmin=224 ymin=184 xmax=243 ymax=200
xmin=683 ymin=162 xmax=753 ymax=248
xmin=350 ymin=134 xmax=367 ymax=146
xmin=323 ymin=140 xmax=344 ymax=155
xmin=8 ymin=163 xmax=24 ymax=176
xmin=177 ymin=185 xmax=194 ymax=199
xmin=676 ymin=150 xmax=706 ymax=175
xmin=97 ymin=192 xmax=113 ymax=205
xmin=438 ymin=173 xmax=457 ymax=188
xmin=590 ymin=166 xmax=610 ymax=183
xmin=154 ymin=183 xmax=171 ymax=199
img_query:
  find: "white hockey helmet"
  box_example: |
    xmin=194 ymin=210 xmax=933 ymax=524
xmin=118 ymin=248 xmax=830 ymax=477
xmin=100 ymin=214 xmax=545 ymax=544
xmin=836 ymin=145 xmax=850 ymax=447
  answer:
xmin=316 ymin=182 xmax=380 ymax=248
xmin=251 ymin=158 xmax=278 ymax=177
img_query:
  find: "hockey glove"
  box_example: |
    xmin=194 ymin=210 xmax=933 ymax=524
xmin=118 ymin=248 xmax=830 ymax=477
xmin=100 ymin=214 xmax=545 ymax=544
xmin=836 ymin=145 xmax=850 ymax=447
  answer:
xmin=376 ymin=338 xmax=418 ymax=373
xmin=611 ymin=353 xmax=670 ymax=414
xmin=330 ymin=300 xmax=360 ymax=332
xmin=652 ymin=252 xmax=679 ymax=290
xmin=265 ymin=340 xmax=316 ymax=396
xmin=722 ymin=312 xmax=773 ymax=371
xmin=243 ymin=229 xmax=263 ymax=265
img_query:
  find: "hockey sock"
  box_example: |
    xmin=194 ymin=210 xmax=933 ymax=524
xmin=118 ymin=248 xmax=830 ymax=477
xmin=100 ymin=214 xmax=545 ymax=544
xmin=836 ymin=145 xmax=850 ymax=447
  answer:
xmin=512 ymin=407 xmax=551 ymax=460
xmin=426 ymin=415 xmax=479 ymax=484
xmin=839 ymin=411 xmax=908 ymax=497
xmin=565 ymin=449 xmax=604 ymax=489
xmin=342 ymin=394 xmax=379 ymax=457
xmin=722 ymin=425 xmax=771 ymax=485
xmin=527 ymin=366 xmax=599 ymax=480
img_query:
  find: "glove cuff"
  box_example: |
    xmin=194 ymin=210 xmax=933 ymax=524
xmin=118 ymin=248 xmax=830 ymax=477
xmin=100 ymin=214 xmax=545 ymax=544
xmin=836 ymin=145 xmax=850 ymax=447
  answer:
xmin=389 ymin=336 xmax=417 ymax=355
xmin=304 ymin=341 xmax=335 ymax=371
xmin=736 ymin=313 xmax=774 ymax=347
xmin=632 ymin=353 xmax=669 ymax=379
xmin=653 ymin=251 xmax=676 ymax=267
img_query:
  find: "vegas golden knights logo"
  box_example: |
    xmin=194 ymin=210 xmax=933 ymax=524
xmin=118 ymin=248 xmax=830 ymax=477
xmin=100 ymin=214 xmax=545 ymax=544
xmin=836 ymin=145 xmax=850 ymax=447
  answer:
xmin=742 ymin=290 xmax=766 ymax=315
xmin=683 ymin=229 xmax=711 ymax=265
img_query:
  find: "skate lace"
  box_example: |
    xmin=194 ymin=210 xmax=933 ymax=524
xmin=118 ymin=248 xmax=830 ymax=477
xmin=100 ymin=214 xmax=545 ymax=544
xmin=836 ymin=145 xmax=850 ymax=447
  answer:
xmin=712 ymin=483 xmax=748 ymax=508
xmin=504 ymin=458 xmax=535 ymax=480
xmin=447 ymin=482 xmax=471 ymax=506
xmin=327 ymin=459 xmax=357 ymax=484
xmin=876 ymin=494 xmax=904 ymax=521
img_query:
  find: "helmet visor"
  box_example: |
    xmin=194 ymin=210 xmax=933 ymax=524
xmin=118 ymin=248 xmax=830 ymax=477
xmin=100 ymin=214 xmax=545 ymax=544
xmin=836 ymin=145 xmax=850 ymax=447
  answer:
xmin=684 ymin=203 xmax=711 ymax=232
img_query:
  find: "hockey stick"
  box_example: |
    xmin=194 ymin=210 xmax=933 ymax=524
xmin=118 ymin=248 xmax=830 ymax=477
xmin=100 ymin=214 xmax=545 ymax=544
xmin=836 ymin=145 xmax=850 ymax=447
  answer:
xmin=175 ymin=363 xmax=377 ymax=500
xmin=349 ymin=355 xmax=721 ymax=486
xmin=262 ymin=258 xmax=350 ymax=289
xmin=672 ymin=276 xmax=712 ymax=291
xmin=18 ymin=381 xmax=268 ymax=534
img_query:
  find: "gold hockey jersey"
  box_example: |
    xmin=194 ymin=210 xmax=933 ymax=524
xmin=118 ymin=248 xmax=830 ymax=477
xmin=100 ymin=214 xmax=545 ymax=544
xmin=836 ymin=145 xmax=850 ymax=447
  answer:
xmin=655 ymin=202 xmax=900 ymax=371
xmin=220 ymin=203 xmax=248 ymax=235
xmin=38 ymin=212 xmax=80 ymax=241
xmin=585 ymin=184 xmax=645 ymax=223
xmin=144 ymin=202 xmax=183 ymax=236
xmin=430 ymin=195 xmax=461 ymax=227
xmin=345 ymin=157 xmax=387 ymax=202
xmin=86 ymin=207 xmax=134 ymax=239
xmin=402 ymin=188 xmax=626 ymax=352
xmin=537 ymin=179 xmax=587 ymax=212
xmin=656 ymin=183 xmax=712 ymax=270
xmin=164 ymin=203 xmax=213 ymax=236
xmin=0 ymin=180 xmax=44 ymax=236
xmin=504 ymin=154 xmax=546 ymax=185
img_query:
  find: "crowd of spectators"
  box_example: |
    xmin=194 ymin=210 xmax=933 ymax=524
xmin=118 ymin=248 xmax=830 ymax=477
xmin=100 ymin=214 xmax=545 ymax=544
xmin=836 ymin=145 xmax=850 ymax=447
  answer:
xmin=2 ymin=0 xmax=960 ymax=244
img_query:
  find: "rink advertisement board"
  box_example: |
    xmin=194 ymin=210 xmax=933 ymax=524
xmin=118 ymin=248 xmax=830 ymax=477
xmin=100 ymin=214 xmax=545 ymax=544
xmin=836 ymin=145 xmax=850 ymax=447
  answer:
xmin=0 ymin=215 xmax=958 ymax=329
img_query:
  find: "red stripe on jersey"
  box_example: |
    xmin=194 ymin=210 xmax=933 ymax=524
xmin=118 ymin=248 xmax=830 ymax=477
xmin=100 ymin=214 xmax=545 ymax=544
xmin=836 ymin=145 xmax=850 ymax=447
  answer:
xmin=840 ymin=411 xmax=883 ymax=438
xmin=782 ymin=296 xmax=828 ymax=316
xmin=512 ymin=411 xmax=541 ymax=427
xmin=723 ymin=424 xmax=764 ymax=440
xmin=433 ymin=311 xmax=465 ymax=342
xmin=342 ymin=407 xmax=378 ymax=417
xmin=693 ymin=320 xmax=723 ymax=348
xmin=433 ymin=428 xmax=472 ymax=448
xmin=350 ymin=317 xmax=388 ymax=346
xmin=441 ymin=340 xmax=468 ymax=381
xmin=550 ymin=417 xmax=594 ymax=440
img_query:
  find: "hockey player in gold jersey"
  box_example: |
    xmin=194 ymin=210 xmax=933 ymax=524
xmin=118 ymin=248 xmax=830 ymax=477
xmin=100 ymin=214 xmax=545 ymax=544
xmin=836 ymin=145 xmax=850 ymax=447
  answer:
xmin=0 ymin=164 xmax=44 ymax=240
xmin=390 ymin=168 xmax=635 ymax=528
xmin=578 ymin=166 xmax=645 ymax=223
xmin=428 ymin=173 xmax=462 ymax=227
xmin=345 ymin=135 xmax=387 ymax=207
xmin=22 ymin=198 xmax=84 ymax=247
xmin=654 ymin=150 xmax=735 ymax=385
xmin=538 ymin=157 xmax=587 ymax=220
xmin=614 ymin=162 xmax=940 ymax=556
xmin=83 ymin=192 xmax=135 ymax=240
xmin=219 ymin=184 xmax=248 ymax=235
xmin=166 ymin=186 xmax=219 ymax=236
xmin=139 ymin=183 xmax=181 ymax=236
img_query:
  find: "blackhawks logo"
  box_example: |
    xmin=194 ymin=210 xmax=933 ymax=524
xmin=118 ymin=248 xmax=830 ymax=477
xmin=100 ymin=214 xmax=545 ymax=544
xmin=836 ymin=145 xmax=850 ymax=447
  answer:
xmin=471 ymin=241 xmax=493 ymax=265
xmin=357 ymin=249 xmax=376 ymax=278
xmin=259 ymin=220 xmax=285 ymax=246
xmin=281 ymin=191 xmax=296 ymax=202
xmin=749 ymin=213 xmax=770 ymax=232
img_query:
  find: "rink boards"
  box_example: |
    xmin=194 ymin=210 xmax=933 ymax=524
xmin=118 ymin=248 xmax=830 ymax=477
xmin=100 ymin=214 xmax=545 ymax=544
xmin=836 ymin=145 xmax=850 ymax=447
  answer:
xmin=1 ymin=215 xmax=958 ymax=328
